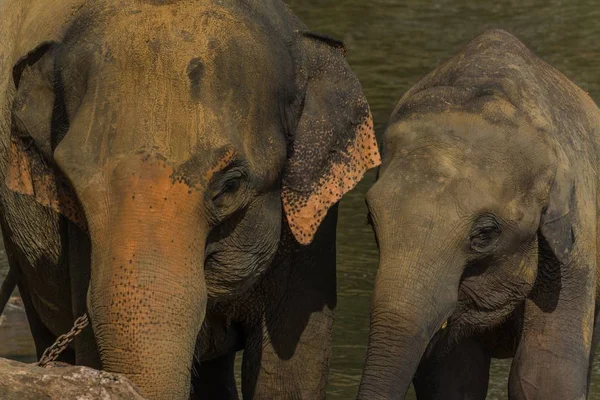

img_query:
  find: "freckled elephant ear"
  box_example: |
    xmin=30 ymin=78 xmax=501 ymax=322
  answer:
xmin=282 ymin=31 xmax=381 ymax=245
xmin=6 ymin=41 xmax=87 ymax=231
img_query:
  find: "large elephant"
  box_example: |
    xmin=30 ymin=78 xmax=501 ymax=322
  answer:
xmin=0 ymin=0 xmax=380 ymax=399
xmin=359 ymin=29 xmax=600 ymax=400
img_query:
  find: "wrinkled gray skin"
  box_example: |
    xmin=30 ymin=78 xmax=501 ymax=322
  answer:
xmin=0 ymin=1 xmax=379 ymax=399
xmin=359 ymin=29 xmax=600 ymax=400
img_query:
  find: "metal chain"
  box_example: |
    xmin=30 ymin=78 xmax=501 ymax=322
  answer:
xmin=37 ymin=313 xmax=90 ymax=367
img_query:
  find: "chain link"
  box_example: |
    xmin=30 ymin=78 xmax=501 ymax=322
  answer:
xmin=37 ymin=313 xmax=90 ymax=368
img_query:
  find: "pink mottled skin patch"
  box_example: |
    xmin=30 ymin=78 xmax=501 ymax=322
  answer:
xmin=283 ymin=112 xmax=381 ymax=245
xmin=6 ymin=138 xmax=88 ymax=232
xmin=204 ymin=148 xmax=236 ymax=182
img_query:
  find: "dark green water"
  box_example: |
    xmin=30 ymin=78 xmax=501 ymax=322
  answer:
xmin=1 ymin=1 xmax=600 ymax=399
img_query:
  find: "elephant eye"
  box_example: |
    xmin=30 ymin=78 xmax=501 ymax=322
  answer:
xmin=212 ymin=170 xmax=244 ymax=206
xmin=222 ymin=176 xmax=241 ymax=195
xmin=469 ymin=214 xmax=502 ymax=253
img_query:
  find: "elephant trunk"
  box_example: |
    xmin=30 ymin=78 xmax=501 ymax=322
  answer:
xmin=84 ymin=159 xmax=208 ymax=400
xmin=357 ymin=223 xmax=462 ymax=399
xmin=89 ymin=240 xmax=205 ymax=399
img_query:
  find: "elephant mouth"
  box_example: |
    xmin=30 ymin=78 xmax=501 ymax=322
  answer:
xmin=422 ymin=320 xmax=452 ymax=359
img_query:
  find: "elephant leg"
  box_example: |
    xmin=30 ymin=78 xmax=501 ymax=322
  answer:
xmin=413 ymin=337 xmax=491 ymax=400
xmin=0 ymin=207 xmax=76 ymax=364
xmin=66 ymin=222 xmax=100 ymax=368
xmin=241 ymin=207 xmax=338 ymax=400
xmin=18 ymin=281 xmax=75 ymax=363
xmin=0 ymin=220 xmax=20 ymax=316
xmin=509 ymin=252 xmax=595 ymax=400
xmin=190 ymin=352 xmax=239 ymax=400
xmin=2 ymin=222 xmax=75 ymax=364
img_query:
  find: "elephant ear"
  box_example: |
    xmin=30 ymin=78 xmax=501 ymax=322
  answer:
xmin=7 ymin=41 xmax=87 ymax=231
xmin=282 ymin=32 xmax=381 ymax=245
xmin=539 ymin=146 xmax=575 ymax=265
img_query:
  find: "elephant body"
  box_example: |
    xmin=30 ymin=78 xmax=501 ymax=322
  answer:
xmin=360 ymin=29 xmax=600 ymax=399
xmin=0 ymin=1 xmax=379 ymax=399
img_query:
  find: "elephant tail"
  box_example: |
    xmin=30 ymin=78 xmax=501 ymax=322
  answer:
xmin=0 ymin=267 xmax=16 ymax=316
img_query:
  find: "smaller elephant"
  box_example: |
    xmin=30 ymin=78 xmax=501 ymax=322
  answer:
xmin=359 ymin=29 xmax=600 ymax=400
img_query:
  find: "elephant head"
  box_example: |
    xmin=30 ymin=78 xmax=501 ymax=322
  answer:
xmin=7 ymin=2 xmax=379 ymax=399
xmin=358 ymin=102 xmax=574 ymax=398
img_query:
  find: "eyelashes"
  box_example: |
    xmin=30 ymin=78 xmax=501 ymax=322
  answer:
xmin=212 ymin=170 xmax=244 ymax=203
xmin=469 ymin=213 xmax=502 ymax=253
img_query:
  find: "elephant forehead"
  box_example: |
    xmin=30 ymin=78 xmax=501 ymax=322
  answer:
xmin=91 ymin=3 xmax=283 ymax=82
xmin=56 ymin=2 xmax=289 ymax=179
xmin=384 ymin=112 xmax=554 ymax=214
xmin=58 ymin=85 xmax=234 ymax=165
xmin=388 ymin=111 xmax=552 ymax=174
xmin=61 ymin=1 xmax=287 ymax=114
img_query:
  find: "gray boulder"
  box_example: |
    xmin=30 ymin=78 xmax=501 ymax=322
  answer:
xmin=0 ymin=358 xmax=146 ymax=399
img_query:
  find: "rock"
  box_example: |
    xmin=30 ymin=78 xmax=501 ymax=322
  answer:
xmin=0 ymin=357 xmax=146 ymax=399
